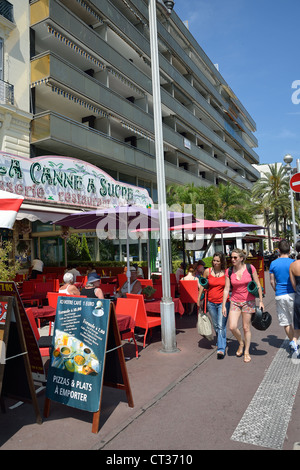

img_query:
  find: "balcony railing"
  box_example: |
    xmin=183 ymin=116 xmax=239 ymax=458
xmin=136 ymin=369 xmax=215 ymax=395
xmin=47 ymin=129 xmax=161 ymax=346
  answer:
xmin=0 ymin=79 xmax=14 ymax=105
xmin=0 ymin=0 xmax=14 ymax=23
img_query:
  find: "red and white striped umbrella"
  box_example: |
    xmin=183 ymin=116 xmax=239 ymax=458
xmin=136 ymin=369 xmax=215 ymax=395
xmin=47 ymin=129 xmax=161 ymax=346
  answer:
xmin=0 ymin=190 xmax=24 ymax=229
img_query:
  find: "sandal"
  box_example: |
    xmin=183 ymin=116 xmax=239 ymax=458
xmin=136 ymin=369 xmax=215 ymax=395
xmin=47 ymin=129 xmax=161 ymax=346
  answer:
xmin=217 ymin=351 xmax=225 ymax=359
xmin=244 ymin=353 xmax=251 ymax=363
xmin=236 ymin=342 xmax=244 ymax=357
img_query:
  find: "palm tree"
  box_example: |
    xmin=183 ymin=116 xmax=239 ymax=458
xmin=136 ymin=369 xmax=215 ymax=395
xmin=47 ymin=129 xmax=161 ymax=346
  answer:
xmin=252 ymin=163 xmax=289 ymax=237
xmin=166 ymin=182 xmax=255 ymax=259
xmin=167 ymin=182 xmax=253 ymax=222
xmin=209 ymin=182 xmax=253 ymax=222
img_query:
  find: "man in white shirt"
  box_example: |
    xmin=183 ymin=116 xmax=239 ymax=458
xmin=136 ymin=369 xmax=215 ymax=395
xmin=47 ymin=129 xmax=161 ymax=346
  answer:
xmin=31 ymin=258 xmax=44 ymax=279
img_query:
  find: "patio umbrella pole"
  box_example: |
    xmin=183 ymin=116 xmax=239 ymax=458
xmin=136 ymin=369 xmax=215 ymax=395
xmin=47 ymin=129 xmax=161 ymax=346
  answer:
xmin=221 ymin=230 xmax=224 ymax=254
xmin=147 ymin=236 xmax=151 ymax=279
xmin=126 ymin=232 xmax=131 ymax=293
xmin=181 ymin=228 xmax=186 ymax=274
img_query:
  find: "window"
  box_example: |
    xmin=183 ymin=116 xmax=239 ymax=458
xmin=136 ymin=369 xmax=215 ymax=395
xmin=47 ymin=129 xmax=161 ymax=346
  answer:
xmin=0 ymin=38 xmax=3 ymax=80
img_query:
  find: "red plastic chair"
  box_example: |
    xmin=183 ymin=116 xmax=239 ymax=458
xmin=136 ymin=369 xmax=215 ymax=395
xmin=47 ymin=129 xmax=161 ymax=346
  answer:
xmin=34 ymin=280 xmax=58 ymax=301
xmin=153 ymin=284 xmax=175 ymax=299
xmin=126 ymin=293 xmax=161 ymax=348
xmin=47 ymin=292 xmax=67 ymax=309
xmin=76 ymin=275 xmax=87 ymax=288
xmin=179 ymin=280 xmax=199 ymax=303
xmin=25 ymin=307 xmax=52 ymax=357
xmin=117 ymin=273 xmax=127 ymax=290
xmin=45 ymin=273 xmax=57 ymax=279
xmin=115 ymin=298 xmax=139 ymax=358
xmin=100 ymin=283 xmax=116 ymax=296
xmin=20 ymin=280 xmax=41 ymax=306
xmin=139 ymin=279 xmax=153 ymax=288
xmin=20 ymin=280 xmax=35 ymax=297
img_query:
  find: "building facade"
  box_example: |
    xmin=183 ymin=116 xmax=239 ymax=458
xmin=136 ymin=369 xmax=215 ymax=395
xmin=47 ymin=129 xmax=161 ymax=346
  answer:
xmin=0 ymin=0 xmax=32 ymax=157
xmin=0 ymin=0 xmax=261 ymax=266
xmin=29 ymin=0 xmax=260 ymax=199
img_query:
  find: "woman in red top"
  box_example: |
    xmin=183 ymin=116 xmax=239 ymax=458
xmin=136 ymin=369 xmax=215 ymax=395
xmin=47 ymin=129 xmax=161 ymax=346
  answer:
xmin=198 ymin=252 xmax=230 ymax=359
xmin=222 ymin=249 xmax=264 ymax=363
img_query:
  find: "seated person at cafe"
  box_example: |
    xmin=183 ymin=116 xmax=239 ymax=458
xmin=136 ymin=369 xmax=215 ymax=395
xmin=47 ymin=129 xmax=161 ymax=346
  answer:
xmin=117 ymin=266 xmax=142 ymax=297
xmin=59 ymin=273 xmax=81 ymax=296
xmin=182 ymin=265 xmax=201 ymax=314
xmin=175 ymin=262 xmax=184 ymax=283
xmin=183 ymin=265 xmax=201 ymax=287
xmin=86 ymin=264 xmax=97 ymax=276
xmin=65 ymin=265 xmax=81 ymax=282
xmin=80 ymin=272 xmax=104 ymax=299
xmin=195 ymin=259 xmax=206 ymax=280
xmin=133 ymin=263 xmax=144 ymax=278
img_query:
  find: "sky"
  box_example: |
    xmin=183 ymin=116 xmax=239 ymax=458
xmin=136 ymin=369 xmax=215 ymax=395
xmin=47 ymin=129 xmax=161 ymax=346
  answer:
xmin=173 ymin=0 xmax=300 ymax=167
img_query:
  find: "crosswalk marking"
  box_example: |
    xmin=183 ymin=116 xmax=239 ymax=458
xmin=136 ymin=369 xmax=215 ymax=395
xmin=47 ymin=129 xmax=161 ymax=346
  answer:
xmin=231 ymin=339 xmax=300 ymax=450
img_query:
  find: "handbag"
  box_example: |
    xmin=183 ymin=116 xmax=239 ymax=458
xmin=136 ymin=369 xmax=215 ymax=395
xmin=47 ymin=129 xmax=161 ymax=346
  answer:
xmin=251 ymin=307 xmax=272 ymax=331
xmin=197 ymin=312 xmax=214 ymax=340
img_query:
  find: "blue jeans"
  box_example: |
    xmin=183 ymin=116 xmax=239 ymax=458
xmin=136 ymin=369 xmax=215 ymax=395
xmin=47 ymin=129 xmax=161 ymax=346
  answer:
xmin=207 ymin=301 xmax=230 ymax=354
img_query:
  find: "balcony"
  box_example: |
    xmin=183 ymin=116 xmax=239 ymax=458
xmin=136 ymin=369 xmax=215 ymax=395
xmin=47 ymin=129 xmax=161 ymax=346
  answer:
xmin=0 ymin=0 xmax=14 ymax=23
xmin=0 ymin=78 xmax=14 ymax=105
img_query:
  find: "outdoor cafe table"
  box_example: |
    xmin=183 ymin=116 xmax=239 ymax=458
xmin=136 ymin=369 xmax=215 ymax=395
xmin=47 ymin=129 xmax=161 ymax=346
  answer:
xmin=145 ymin=297 xmax=185 ymax=316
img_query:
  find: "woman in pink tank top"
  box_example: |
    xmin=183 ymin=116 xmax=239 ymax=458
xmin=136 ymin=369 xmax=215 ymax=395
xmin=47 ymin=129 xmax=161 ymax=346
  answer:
xmin=222 ymin=249 xmax=264 ymax=363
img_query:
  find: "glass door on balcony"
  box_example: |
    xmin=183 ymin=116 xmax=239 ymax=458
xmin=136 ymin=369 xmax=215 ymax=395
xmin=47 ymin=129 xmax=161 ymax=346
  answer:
xmin=0 ymin=38 xmax=3 ymax=80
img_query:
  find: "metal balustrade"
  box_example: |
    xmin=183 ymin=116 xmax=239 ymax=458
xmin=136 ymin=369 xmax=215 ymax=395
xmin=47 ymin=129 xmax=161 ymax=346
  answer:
xmin=0 ymin=79 xmax=14 ymax=105
xmin=0 ymin=0 xmax=14 ymax=23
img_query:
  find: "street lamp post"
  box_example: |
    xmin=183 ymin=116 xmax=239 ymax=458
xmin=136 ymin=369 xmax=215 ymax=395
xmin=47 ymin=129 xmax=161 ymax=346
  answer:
xmin=148 ymin=0 xmax=178 ymax=353
xmin=283 ymin=154 xmax=297 ymax=248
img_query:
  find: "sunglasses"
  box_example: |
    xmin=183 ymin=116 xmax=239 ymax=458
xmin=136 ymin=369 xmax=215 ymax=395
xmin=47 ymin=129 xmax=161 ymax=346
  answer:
xmin=231 ymin=256 xmax=239 ymax=259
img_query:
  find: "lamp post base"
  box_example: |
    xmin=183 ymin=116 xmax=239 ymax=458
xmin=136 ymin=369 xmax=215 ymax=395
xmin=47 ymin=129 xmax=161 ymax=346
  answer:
xmin=159 ymin=298 xmax=179 ymax=353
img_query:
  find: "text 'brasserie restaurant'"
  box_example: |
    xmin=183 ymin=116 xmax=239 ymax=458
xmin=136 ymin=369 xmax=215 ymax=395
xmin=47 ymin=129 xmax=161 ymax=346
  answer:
xmin=0 ymin=151 xmax=153 ymax=272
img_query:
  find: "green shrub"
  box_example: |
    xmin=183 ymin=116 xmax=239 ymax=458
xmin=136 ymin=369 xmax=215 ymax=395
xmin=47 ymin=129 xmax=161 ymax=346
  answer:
xmin=0 ymin=241 xmax=21 ymax=281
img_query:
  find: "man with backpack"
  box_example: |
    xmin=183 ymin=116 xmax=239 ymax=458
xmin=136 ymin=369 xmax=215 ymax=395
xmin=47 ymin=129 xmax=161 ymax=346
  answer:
xmin=269 ymin=239 xmax=297 ymax=354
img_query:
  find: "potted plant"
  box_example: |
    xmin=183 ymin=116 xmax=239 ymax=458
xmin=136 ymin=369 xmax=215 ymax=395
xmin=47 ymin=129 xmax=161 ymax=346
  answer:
xmin=142 ymin=285 xmax=156 ymax=300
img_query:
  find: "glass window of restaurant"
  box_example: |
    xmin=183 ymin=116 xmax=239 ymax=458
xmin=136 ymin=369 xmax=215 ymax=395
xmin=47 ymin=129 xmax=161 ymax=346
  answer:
xmin=33 ymin=237 xmax=65 ymax=267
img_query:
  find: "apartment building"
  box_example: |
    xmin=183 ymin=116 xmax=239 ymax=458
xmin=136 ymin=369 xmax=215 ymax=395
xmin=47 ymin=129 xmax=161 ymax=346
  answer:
xmin=0 ymin=0 xmax=31 ymax=156
xmin=28 ymin=0 xmax=260 ymax=202
xmin=0 ymin=0 xmax=261 ymax=264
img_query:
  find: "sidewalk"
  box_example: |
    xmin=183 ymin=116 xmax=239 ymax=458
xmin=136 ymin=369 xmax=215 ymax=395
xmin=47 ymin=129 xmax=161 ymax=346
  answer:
xmin=0 ymin=275 xmax=299 ymax=450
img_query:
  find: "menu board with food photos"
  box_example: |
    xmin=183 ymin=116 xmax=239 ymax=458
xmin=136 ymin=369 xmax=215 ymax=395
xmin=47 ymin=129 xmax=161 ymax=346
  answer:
xmin=45 ymin=297 xmax=133 ymax=432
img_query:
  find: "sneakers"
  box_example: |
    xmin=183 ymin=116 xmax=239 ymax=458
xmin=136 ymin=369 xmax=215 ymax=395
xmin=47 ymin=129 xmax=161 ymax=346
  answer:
xmin=289 ymin=340 xmax=299 ymax=354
